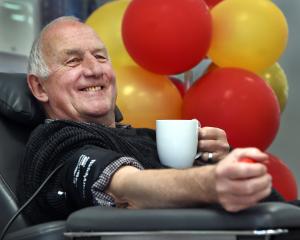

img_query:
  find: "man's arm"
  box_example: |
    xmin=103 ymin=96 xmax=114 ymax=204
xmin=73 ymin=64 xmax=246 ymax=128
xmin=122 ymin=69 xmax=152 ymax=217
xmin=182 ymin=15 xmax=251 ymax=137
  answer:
xmin=107 ymin=148 xmax=272 ymax=212
xmin=107 ymin=165 xmax=217 ymax=208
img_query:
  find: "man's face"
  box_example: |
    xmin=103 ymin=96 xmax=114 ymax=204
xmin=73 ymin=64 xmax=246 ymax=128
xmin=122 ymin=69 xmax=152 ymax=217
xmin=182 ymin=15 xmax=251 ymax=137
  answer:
xmin=40 ymin=20 xmax=117 ymax=125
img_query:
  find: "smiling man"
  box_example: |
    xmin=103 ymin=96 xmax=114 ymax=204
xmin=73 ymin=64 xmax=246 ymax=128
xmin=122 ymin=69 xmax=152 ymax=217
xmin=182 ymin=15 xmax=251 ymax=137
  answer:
xmin=27 ymin=17 xmax=117 ymax=127
xmin=18 ymin=16 xmax=278 ymax=224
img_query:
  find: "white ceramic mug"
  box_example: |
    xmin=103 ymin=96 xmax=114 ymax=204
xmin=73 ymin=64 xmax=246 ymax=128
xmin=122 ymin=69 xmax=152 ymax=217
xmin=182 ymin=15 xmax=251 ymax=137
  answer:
xmin=156 ymin=119 xmax=200 ymax=168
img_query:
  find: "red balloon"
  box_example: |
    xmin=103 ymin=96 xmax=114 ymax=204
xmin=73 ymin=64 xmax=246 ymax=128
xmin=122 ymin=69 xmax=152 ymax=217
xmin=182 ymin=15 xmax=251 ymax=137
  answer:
xmin=169 ymin=76 xmax=185 ymax=97
xmin=122 ymin=0 xmax=212 ymax=75
xmin=204 ymin=0 xmax=223 ymax=9
xmin=267 ymin=153 xmax=298 ymax=201
xmin=182 ymin=68 xmax=280 ymax=150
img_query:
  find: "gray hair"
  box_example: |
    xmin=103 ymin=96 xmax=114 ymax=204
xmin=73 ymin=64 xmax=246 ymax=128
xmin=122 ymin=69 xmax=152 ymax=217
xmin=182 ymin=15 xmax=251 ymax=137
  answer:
xmin=27 ymin=16 xmax=81 ymax=79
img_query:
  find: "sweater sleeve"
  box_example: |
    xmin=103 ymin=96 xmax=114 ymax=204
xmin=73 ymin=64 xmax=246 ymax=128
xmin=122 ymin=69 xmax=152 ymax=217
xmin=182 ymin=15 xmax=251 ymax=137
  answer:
xmin=91 ymin=156 xmax=144 ymax=206
xmin=62 ymin=144 xmax=133 ymax=208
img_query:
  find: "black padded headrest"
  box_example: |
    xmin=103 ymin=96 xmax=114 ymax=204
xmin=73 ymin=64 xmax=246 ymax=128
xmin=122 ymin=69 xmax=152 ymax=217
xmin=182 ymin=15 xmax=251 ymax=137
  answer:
xmin=0 ymin=72 xmax=123 ymax=126
xmin=0 ymin=72 xmax=44 ymax=126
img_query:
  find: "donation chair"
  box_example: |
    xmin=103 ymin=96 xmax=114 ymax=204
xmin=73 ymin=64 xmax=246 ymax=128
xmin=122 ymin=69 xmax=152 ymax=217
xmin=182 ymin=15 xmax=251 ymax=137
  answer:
xmin=0 ymin=72 xmax=65 ymax=240
xmin=0 ymin=72 xmax=300 ymax=240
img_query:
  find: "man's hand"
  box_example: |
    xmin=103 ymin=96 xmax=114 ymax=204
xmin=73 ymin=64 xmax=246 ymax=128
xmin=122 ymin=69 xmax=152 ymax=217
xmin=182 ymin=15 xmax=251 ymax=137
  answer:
xmin=214 ymin=148 xmax=272 ymax=212
xmin=198 ymin=127 xmax=230 ymax=163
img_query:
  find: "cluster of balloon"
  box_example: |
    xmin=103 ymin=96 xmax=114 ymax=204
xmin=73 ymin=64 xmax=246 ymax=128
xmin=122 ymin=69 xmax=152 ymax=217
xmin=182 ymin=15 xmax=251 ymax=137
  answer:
xmin=122 ymin=0 xmax=212 ymax=75
xmin=182 ymin=68 xmax=280 ymax=151
xmin=199 ymin=0 xmax=294 ymax=195
xmin=87 ymin=0 xmax=297 ymax=195
xmin=182 ymin=0 xmax=289 ymax=149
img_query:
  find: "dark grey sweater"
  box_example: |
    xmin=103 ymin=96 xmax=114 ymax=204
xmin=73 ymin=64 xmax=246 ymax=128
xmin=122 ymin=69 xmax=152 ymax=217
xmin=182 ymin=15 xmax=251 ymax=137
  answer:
xmin=17 ymin=120 xmax=163 ymax=224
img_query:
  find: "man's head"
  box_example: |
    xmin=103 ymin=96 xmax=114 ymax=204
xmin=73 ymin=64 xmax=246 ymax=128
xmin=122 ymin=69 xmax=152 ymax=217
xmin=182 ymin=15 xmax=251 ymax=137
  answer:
xmin=27 ymin=16 xmax=117 ymax=127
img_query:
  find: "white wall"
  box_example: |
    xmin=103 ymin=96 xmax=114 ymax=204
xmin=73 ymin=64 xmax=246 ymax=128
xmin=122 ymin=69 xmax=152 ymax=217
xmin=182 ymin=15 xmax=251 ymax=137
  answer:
xmin=0 ymin=0 xmax=40 ymax=56
xmin=0 ymin=52 xmax=27 ymax=72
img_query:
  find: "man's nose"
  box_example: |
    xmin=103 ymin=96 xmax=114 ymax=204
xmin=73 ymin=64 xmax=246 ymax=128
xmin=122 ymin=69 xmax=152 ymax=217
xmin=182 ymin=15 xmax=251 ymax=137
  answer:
xmin=82 ymin=53 xmax=102 ymax=77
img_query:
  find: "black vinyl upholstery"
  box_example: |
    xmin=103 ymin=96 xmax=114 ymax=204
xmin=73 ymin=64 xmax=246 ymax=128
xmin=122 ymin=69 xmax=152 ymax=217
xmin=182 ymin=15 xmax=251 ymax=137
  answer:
xmin=0 ymin=118 xmax=30 ymax=233
xmin=0 ymin=72 xmax=66 ymax=239
xmin=4 ymin=222 xmax=66 ymax=240
xmin=67 ymin=203 xmax=300 ymax=232
xmin=0 ymin=113 xmax=66 ymax=240
xmin=0 ymin=72 xmax=45 ymax=126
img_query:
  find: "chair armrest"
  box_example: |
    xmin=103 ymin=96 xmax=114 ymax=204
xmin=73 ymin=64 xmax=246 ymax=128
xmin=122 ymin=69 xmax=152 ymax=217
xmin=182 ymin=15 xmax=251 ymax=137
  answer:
xmin=4 ymin=221 xmax=65 ymax=240
xmin=66 ymin=202 xmax=300 ymax=233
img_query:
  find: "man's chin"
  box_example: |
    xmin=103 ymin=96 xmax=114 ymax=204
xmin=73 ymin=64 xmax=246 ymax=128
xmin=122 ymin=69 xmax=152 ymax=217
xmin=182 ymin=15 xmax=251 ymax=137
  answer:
xmin=83 ymin=109 xmax=114 ymax=122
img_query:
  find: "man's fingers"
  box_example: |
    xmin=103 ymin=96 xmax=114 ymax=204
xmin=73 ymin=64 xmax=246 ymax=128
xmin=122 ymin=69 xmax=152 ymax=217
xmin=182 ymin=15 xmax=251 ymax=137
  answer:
xmin=219 ymin=185 xmax=272 ymax=212
xmin=223 ymin=162 xmax=268 ymax=180
xmin=199 ymin=139 xmax=229 ymax=153
xmin=198 ymin=127 xmax=227 ymax=140
xmin=231 ymin=148 xmax=269 ymax=163
xmin=219 ymin=174 xmax=272 ymax=196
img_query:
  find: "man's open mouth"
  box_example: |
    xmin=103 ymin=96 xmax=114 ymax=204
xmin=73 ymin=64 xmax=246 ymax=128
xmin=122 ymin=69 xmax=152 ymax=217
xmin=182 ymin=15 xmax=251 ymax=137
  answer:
xmin=81 ymin=85 xmax=104 ymax=92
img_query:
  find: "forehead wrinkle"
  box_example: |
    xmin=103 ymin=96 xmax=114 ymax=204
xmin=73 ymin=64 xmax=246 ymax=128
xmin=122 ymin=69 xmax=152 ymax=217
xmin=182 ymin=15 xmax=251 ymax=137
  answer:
xmin=63 ymin=47 xmax=108 ymax=56
xmin=63 ymin=49 xmax=83 ymax=56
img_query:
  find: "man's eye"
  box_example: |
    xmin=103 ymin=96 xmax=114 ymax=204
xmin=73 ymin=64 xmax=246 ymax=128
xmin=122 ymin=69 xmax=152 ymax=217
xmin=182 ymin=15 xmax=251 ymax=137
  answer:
xmin=95 ymin=55 xmax=107 ymax=62
xmin=66 ymin=58 xmax=81 ymax=66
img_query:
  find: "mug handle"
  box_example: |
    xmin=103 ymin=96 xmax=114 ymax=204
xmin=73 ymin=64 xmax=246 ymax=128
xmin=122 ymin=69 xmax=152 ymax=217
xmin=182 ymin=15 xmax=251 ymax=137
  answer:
xmin=195 ymin=152 xmax=202 ymax=159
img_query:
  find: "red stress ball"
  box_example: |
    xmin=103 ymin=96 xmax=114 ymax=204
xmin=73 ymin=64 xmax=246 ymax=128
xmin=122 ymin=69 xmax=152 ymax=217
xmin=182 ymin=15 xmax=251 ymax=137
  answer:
xmin=239 ymin=157 xmax=257 ymax=163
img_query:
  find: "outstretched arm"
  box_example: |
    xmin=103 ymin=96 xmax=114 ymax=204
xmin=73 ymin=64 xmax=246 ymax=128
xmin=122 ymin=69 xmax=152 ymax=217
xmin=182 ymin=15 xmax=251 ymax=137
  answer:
xmin=107 ymin=164 xmax=217 ymax=208
xmin=107 ymin=148 xmax=272 ymax=212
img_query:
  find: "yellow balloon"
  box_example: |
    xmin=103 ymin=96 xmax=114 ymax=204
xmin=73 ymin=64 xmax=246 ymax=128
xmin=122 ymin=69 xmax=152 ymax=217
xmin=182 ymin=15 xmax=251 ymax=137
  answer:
xmin=86 ymin=0 xmax=136 ymax=68
xmin=259 ymin=63 xmax=288 ymax=112
xmin=115 ymin=66 xmax=182 ymax=129
xmin=208 ymin=0 xmax=288 ymax=72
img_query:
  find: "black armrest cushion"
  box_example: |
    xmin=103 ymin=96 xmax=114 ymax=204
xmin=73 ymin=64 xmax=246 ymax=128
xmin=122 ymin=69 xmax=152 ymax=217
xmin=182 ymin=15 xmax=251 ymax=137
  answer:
xmin=66 ymin=202 xmax=300 ymax=232
xmin=5 ymin=221 xmax=65 ymax=240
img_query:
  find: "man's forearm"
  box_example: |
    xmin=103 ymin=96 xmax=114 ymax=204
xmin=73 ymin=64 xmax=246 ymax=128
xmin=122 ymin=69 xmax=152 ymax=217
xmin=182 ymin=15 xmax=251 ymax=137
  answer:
xmin=106 ymin=165 xmax=218 ymax=208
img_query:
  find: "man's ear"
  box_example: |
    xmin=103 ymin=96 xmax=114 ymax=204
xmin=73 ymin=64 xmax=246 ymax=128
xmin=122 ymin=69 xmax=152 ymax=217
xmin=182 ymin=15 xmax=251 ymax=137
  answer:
xmin=27 ymin=74 xmax=49 ymax=103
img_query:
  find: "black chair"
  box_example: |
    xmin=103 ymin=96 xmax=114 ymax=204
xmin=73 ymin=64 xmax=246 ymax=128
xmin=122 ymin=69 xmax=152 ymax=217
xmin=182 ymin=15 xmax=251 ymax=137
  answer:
xmin=0 ymin=72 xmax=65 ymax=240
xmin=1 ymin=72 xmax=300 ymax=240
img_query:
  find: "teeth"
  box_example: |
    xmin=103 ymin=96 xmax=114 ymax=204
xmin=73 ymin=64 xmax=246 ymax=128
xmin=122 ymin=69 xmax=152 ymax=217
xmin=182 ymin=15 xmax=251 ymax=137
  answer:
xmin=84 ymin=86 xmax=103 ymax=92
